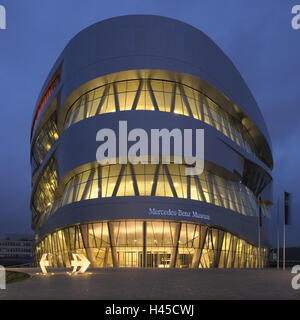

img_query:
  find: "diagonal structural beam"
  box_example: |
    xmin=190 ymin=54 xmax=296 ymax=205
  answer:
xmin=147 ymin=79 xmax=159 ymax=111
xmin=132 ymin=80 xmax=143 ymax=110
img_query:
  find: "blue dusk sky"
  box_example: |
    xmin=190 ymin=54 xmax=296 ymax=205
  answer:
xmin=0 ymin=0 xmax=299 ymax=247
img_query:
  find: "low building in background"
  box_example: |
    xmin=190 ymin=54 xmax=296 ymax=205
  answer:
xmin=0 ymin=234 xmax=34 ymax=267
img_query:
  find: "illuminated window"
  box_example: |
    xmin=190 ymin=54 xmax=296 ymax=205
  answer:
xmin=31 ymin=113 xmax=59 ymax=176
xmin=32 ymin=158 xmax=58 ymax=221
xmin=64 ymin=79 xmax=259 ymax=161
xmin=34 ymin=220 xmax=268 ymax=269
xmin=57 ymin=163 xmax=269 ymax=218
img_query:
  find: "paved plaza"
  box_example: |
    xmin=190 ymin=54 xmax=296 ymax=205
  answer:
xmin=0 ymin=268 xmax=299 ymax=300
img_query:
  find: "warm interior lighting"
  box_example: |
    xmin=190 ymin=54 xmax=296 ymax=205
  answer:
xmin=35 ymin=219 xmax=268 ymax=269
xmin=64 ymin=78 xmax=263 ymax=165
xmin=55 ymin=162 xmax=265 ymax=218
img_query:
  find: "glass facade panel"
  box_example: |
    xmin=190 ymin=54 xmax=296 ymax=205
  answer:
xmin=31 ymin=113 xmax=58 ymax=175
xmin=35 ymin=222 xmax=113 ymax=268
xmin=34 ymin=220 xmax=268 ymax=269
xmin=111 ymin=221 xmax=144 ymax=268
xmin=64 ymin=79 xmax=259 ymax=161
xmin=32 ymin=157 xmax=58 ymax=221
xmin=55 ymin=163 xmax=269 ymax=218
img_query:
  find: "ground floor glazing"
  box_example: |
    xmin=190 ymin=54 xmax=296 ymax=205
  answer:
xmin=34 ymin=220 xmax=268 ymax=268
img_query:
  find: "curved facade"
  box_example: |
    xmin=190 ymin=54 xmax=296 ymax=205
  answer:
xmin=30 ymin=15 xmax=273 ymax=268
